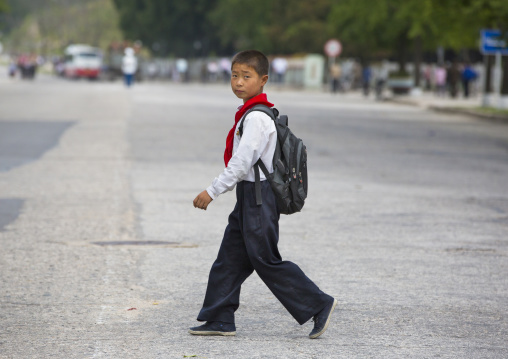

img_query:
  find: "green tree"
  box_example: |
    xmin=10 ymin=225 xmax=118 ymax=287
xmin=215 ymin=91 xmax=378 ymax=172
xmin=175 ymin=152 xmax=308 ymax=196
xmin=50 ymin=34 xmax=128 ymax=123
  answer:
xmin=326 ymin=0 xmax=508 ymax=86
xmin=5 ymin=0 xmax=123 ymax=55
xmin=327 ymin=0 xmax=442 ymax=72
xmin=111 ymin=0 xmax=508 ymax=71
xmin=113 ymin=0 xmax=223 ymax=57
xmin=207 ymin=0 xmax=271 ymax=52
xmin=0 ymin=0 xmax=7 ymax=14
xmin=449 ymin=0 xmax=508 ymax=94
xmin=113 ymin=0 xmax=334 ymax=56
xmin=259 ymin=0 xmax=333 ymax=54
xmin=1 ymin=0 xmax=92 ymax=33
xmin=209 ymin=0 xmax=333 ymax=54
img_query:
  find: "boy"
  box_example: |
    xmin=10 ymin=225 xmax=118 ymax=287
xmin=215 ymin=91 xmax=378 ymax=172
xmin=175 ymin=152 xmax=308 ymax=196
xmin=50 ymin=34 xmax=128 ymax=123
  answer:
xmin=191 ymin=50 xmax=336 ymax=339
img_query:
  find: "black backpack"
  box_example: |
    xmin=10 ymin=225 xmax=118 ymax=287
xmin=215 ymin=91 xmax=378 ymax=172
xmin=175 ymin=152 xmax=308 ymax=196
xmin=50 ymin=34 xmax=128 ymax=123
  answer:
xmin=239 ymin=105 xmax=308 ymax=215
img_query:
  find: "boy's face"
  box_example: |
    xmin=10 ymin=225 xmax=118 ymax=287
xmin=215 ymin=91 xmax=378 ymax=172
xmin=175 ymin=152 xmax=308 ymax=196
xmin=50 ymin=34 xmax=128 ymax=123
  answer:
xmin=231 ymin=63 xmax=268 ymax=103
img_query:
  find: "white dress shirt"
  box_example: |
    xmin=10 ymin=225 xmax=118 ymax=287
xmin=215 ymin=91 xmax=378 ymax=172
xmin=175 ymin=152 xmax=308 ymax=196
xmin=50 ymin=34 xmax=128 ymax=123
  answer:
xmin=121 ymin=55 xmax=138 ymax=75
xmin=206 ymin=110 xmax=276 ymax=200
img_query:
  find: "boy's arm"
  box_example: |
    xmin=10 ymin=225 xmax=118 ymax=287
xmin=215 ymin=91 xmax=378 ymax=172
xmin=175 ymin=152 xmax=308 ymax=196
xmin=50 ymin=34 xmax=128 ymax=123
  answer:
xmin=195 ymin=112 xmax=274 ymax=206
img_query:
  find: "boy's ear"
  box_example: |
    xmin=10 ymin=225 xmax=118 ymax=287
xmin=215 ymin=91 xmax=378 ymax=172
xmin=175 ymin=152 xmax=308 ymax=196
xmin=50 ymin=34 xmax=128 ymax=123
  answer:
xmin=261 ymin=74 xmax=268 ymax=86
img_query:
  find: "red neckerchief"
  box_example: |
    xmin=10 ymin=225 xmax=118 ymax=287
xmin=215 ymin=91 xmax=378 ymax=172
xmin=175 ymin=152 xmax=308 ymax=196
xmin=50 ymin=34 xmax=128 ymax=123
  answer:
xmin=224 ymin=93 xmax=274 ymax=167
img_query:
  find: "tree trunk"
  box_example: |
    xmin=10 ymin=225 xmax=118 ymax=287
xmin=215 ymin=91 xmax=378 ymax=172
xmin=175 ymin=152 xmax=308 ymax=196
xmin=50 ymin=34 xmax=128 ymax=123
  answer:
xmin=413 ymin=35 xmax=422 ymax=87
xmin=501 ymin=56 xmax=508 ymax=95
xmin=461 ymin=48 xmax=470 ymax=63
xmin=397 ymin=34 xmax=408 ymax=74
xmin=485 ymin=55 xmax=493 ymax=94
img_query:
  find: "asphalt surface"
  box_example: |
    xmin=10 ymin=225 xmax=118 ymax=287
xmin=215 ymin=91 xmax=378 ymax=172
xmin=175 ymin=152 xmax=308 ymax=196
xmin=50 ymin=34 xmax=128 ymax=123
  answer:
xmin=1 ymin=73 xmax=507 ymax=358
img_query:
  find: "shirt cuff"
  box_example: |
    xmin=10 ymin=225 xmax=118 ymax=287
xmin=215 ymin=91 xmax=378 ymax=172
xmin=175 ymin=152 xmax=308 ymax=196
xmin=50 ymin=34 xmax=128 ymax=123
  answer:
xmin=206 ymin=186 xmax=217 ymax=200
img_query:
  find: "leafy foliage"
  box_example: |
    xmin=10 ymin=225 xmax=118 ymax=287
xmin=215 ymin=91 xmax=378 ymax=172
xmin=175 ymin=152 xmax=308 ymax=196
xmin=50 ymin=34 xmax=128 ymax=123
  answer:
xmin=4 ymin=0 xmax=122 ymax=54
xmin=3 ymin=0 xmax=508 ymax=60
xmin=113 ymin=0 xmax=224 ymax=57
xmin=0 ymin=0 xmax=8 ymax=15
xmin=209 ymin=0 xmax=332 ymax=54
xmin=113 ymin=0 xmax=507 ymax=58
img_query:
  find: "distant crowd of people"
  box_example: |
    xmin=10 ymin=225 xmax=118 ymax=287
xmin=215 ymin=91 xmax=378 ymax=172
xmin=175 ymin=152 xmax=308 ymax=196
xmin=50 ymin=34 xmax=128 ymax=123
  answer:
xmin=5 ymin=50 xmax=482 ymax=100
xmin=142 ymin=56 xmax=291 ymax=86
xmin=134 ymin=56 xmax=484 ymax=100
xmin=355 ymin=61 xmax=480 ymax=99
xmin=329 ymin=60 xmax=387 ymax=97
xmin=8 ymin=54 xmax=43 ymax=80
xmin=422 ymin=62 xmax=478 ymax=98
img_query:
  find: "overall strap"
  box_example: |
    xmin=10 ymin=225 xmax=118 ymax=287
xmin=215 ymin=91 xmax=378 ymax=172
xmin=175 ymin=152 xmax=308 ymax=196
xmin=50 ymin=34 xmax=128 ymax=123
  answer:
xmin=256 ymin=159 xmax=270 ymax=177
xmin=253 ymin=159 xmax=270 ymax=206
xmin=253 ymin=164 xmax=263 ymax=205
xmin=237 ymin=105 xmax=276 ymax=206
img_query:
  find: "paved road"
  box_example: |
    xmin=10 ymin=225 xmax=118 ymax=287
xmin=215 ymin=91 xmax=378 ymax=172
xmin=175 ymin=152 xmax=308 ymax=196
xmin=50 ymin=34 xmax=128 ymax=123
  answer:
xmin=1 ymin=73 xmax=507 ymax=358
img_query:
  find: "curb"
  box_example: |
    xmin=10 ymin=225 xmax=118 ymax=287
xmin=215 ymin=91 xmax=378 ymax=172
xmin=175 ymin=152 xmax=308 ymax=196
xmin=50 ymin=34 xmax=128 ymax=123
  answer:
xmin=387 ymin=97 xmax=508 ymax=124
xmin=428 ymin=106 xmax=508 ymax=124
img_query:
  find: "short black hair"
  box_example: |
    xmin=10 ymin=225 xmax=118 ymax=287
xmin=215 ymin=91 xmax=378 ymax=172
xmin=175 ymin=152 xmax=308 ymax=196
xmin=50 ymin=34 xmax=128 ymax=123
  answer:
xmin=231 ymin=50 xmax=269 ymax=77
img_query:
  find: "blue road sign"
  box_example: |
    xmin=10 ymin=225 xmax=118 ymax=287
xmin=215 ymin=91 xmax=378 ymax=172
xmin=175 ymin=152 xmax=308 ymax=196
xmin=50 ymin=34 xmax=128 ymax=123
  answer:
xmin=480 ymin=29 xmax=508 ymax=55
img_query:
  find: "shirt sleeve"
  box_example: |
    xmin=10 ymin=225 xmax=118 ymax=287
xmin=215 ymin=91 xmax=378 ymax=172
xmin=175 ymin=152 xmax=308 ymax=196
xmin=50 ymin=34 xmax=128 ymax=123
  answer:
xmin=206 ymin=112 xmax=273 ymax=200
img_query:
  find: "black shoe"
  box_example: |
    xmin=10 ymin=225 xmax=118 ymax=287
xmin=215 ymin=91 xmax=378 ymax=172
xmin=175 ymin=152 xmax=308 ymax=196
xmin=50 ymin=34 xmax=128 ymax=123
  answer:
xmin=189 ymin=321 xmax=236 ymax=336
xmin=309 ymin=298 xmax=337 ymax=339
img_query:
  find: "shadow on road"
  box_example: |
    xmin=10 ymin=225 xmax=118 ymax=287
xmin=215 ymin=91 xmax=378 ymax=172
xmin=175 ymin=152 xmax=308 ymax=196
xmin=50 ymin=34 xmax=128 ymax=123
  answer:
xmin=0 ymin=121 xmax=75 ymax=172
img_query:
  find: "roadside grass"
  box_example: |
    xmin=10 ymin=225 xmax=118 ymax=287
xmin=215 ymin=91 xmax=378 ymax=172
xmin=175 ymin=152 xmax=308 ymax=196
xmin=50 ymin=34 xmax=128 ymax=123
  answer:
xmin=475 ymin=106 xmax=508 ymax=117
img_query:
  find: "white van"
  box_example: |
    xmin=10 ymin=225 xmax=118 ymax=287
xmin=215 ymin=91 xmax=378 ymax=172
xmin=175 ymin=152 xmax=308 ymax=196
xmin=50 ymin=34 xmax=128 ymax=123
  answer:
xmin=63 ymin=44 xmax=102 ymax=79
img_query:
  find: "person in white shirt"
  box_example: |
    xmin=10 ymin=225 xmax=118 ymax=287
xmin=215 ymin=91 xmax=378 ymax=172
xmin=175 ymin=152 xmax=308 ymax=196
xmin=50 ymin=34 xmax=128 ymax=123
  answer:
xmin=272 ymin=57 xmax=288 ymax=84
xmin=121 ymin=47 xmax=137 ymax=87
xmin=190 ymin=50 xmax=336 ymax=339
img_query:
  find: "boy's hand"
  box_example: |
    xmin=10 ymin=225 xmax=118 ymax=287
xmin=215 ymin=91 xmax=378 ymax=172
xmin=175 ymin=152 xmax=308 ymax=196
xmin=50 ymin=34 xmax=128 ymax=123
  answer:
xmin=193 ymin=190 xmax=213 ymax=210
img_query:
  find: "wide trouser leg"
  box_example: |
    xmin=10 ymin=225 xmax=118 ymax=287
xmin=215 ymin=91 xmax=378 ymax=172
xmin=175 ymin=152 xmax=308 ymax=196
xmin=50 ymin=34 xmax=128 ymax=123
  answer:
xmin=196 ymin=181 xmax=332 ymax=325
xmin=239 ymin=181 xmax=333 ymax=325
xmin=197 ymin=199 xmax=254 ymax=324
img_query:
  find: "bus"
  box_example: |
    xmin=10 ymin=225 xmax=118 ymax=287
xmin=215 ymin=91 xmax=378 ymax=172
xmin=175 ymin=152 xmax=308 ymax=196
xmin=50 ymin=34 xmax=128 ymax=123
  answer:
xmin=63 ymin=44 xmax=102 ymax=79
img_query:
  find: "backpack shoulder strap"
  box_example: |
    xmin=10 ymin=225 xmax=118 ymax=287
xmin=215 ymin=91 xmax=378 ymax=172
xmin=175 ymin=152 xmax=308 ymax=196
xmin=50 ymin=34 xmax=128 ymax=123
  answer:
xmin=238 ymin=105 xmax=276 ymax=137
xmin=237 ymin=105 xmax=277 ymax=206
xmin=252 ymin=158 xmax=273 ymax=206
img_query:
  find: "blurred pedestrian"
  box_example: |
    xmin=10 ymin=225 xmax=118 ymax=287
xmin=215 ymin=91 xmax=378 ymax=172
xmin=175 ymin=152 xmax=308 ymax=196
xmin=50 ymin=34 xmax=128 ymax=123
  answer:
xmin=176 ymin=58 xmax=188 ymax=82
xmin=207 ymin=61 xmax=219 ymax=82
xmin=121 ymin=47 xmax=138 ymax=87
xmin=434 ymin=64 xmax=447 ymax=97
xmin=461 ymin=63 xmax=477 ymax=98
xmin=362 ymin=64 xmax=371 ymax=96
xmin=375 ymin=61 xmax=389 ymax=100
xmin=8 ymin=59 xmax=17 ymax=78
xmin=423 ymin=64 xmax=432 ymax=91
xmin=330 ymin=63 xmax=342 ymax=93
xmin=447 ymin=61 xmax=460 ymax=98
xmin=272 ymin=57 xmax=288 ymax=84
xmin=200 ymin=62 xmax=208 ymax=83
xmin=27 ymin=55 xmax=38 ymax=80
xmin=147 ymin=62 xmax=158 ymax=80
xmin=17 ymin=55 xmax=28 ymax=79
xmin=220 ymin=57 xmax=232 ymax=83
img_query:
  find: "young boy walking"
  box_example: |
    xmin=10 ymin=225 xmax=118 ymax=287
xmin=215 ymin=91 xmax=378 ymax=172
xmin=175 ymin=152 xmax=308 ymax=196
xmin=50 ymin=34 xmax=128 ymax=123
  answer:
xmin=191 ymin=50 xmax=336 ymax=339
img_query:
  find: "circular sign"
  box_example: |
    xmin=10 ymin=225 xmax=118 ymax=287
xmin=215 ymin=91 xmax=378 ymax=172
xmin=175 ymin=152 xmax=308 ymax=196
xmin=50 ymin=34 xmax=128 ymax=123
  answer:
xmin=324 ymin=39 xmax=342 ymax=57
